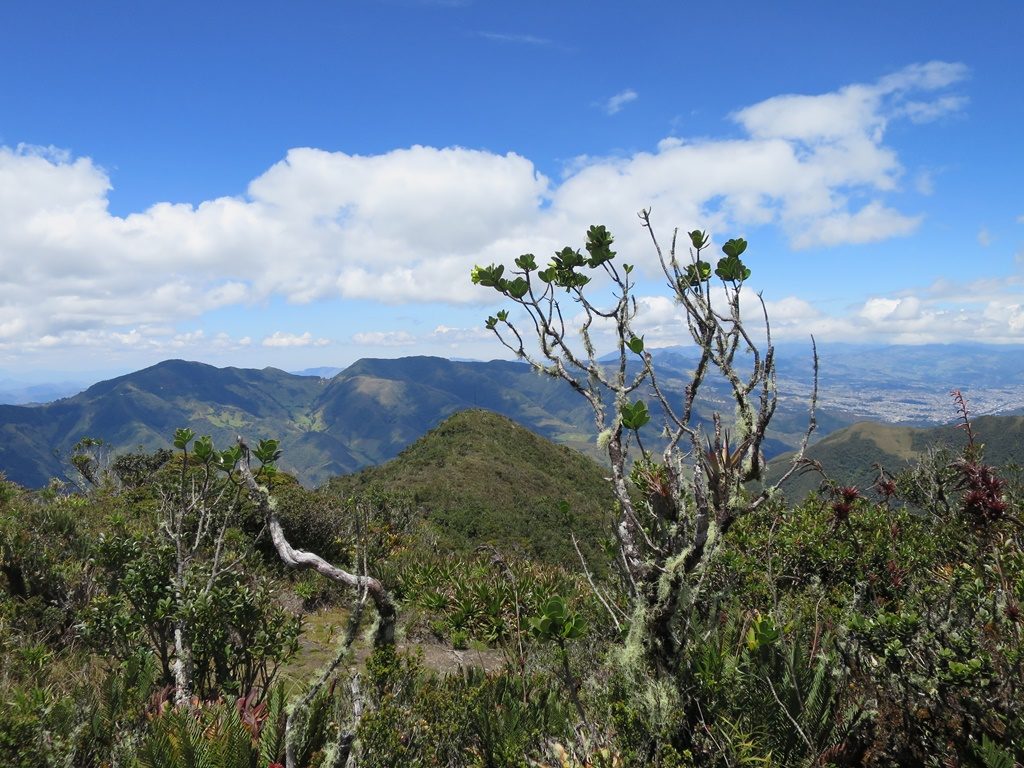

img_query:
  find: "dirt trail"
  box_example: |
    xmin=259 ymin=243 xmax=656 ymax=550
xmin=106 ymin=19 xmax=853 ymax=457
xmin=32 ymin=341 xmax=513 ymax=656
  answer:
xmin=283 ymin=606 xmax=507 ymax=686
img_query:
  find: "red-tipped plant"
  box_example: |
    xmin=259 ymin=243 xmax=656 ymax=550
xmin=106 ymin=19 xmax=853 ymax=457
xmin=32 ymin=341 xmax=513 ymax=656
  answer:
xmin=949 ymin=390 xmax=1008 ymax=524
xmin=830 ymin=485 xmax=861 ymax=524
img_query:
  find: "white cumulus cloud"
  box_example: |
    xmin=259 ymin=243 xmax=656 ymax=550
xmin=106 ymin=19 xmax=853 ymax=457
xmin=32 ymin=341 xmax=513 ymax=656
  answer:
xmin=262 ymin=331 xmax=329 ymax=347
xmin=0 ymin=62 xmax=975 ymax=357
xmin=431 ymin=325 xmax=490 ymax=343
xmin=351 ymin=331 xmax=416 ymax=346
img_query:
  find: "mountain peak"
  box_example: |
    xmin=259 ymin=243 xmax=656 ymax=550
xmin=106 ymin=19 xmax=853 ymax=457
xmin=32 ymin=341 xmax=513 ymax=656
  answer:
xmin=326 ymin=407 xmax=615 ymax=567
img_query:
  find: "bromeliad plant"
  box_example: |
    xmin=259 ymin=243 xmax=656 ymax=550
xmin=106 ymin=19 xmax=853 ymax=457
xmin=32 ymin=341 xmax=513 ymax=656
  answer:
xmin=472 ymin=212 xmax=817 ymax=678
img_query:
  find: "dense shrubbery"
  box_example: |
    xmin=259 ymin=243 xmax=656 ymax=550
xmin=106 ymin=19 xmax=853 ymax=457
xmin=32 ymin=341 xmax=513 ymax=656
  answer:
xmin=2 ymin=408 xmax=1023 ymax=766
xmin=0 ymin=444 xmax=605 ymax=766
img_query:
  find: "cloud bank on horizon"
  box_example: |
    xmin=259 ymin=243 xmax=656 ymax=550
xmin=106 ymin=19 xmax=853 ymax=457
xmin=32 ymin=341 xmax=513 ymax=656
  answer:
xmin=1 ymin=60 xmax=1022 ymax=371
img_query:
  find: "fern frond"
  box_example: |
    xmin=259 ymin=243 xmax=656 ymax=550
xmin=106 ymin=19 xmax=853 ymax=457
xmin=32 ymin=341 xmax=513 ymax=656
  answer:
xmin=258 ymin=686 xmax=288 ymax=766
xmin=977 ymin=735 xmax=1015 ymax=768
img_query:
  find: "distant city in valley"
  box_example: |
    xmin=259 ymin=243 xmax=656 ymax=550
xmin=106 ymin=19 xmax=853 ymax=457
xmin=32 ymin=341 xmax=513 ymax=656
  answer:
xmin=653 ymin=341 xmax=1024 ymax=426
xmin=779 ymin=379 xmax=1024 ymax=425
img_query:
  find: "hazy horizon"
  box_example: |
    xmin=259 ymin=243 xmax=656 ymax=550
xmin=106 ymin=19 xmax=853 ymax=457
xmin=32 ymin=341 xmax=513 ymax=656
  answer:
xmin=3 ymin=338 xmax=1024 ymax=399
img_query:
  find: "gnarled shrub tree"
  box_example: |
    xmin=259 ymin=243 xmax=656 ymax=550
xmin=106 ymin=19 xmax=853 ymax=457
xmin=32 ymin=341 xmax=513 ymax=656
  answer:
xmin=472 ymin=210 xmax=816 ymax=677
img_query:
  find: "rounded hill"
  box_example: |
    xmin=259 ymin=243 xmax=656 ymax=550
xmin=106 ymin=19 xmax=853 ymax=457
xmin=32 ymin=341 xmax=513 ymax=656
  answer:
xmin=326 ymin=408 xmax=615 ymax=569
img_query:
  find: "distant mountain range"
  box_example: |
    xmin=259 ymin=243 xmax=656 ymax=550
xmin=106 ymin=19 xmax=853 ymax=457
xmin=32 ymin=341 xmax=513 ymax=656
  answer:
xmin=0 ymin=378 xmax=90 ymax=405
xmin=290 ymin=366 xmax=345 ymax=379
xmin=1 ymin=345 xmax=1022 ymax=491
xmin=0 ymin=353 xmax=824 ymax=488
xmin=0 ymin=357 xmax=596 ymax=488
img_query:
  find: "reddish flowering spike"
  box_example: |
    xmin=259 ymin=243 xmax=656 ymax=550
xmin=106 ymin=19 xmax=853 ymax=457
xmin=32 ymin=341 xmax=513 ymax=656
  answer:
xmin=951 ymin=389 xmax=976 ymax=447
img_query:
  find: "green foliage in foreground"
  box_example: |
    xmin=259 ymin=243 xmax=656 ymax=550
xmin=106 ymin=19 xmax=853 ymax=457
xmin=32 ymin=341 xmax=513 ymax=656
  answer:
xmin=1 ymin=413 xmax=1023 ymax=766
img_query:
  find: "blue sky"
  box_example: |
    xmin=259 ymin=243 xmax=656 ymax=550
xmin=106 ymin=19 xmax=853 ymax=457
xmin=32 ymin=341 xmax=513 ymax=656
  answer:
xmin=1 ymin=0 xmax=1022 ymax=379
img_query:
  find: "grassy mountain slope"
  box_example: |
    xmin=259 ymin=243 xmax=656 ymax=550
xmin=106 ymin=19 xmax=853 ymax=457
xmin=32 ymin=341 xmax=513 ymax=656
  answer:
xmin=314 ymin=357 xmax=595 ymax=461
xmin=0 ymin=360 xmax=335 ymax=487
xmin=326 ymin=408 xmax=617 ymax=568
xmin=768 ymin=414 xmax=1024 ymax=500
xmin=0 ymin=357 xmax=598 ymax=488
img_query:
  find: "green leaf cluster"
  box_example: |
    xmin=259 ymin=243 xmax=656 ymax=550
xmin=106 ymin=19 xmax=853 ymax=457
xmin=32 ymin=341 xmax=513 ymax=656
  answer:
xmin=679 ymin=234 xmax=752 ymax=288
xmin=528 ymin=595 xmax=587 ymax=643
xmin=472 ymin=224 xmax=622 ymax=306
xmin=621 ymin=400 xmax=651 ymax=431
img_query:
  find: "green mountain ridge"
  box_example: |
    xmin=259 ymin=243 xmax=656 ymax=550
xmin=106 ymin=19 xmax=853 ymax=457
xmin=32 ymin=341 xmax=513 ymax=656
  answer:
xmin=768 ymin=414 xmax=1024 ymax=500
xmin=24 ymin=352 xmax=1013 ymax=492
xmin=0 ymin=357 xmax=596 ymax=488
